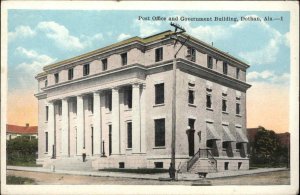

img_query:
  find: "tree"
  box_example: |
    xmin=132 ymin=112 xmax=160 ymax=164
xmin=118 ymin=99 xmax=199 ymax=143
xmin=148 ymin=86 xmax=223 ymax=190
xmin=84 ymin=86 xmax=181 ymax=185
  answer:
xmin=252 ymin=127 xmax=280 ymax=165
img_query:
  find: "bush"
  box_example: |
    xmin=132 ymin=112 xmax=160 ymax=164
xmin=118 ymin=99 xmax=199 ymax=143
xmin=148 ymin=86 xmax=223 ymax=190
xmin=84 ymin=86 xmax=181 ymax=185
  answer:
xmin=7 ymin=136 xmax=38 ymax=166
xmin=6 ymin=175 xmax=35 ymax=184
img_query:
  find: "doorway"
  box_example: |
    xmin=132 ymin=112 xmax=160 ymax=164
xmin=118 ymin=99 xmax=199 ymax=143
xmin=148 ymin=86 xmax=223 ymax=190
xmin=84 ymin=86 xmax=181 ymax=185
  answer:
xmin=187 ymin=119 xmax=196 ymax=156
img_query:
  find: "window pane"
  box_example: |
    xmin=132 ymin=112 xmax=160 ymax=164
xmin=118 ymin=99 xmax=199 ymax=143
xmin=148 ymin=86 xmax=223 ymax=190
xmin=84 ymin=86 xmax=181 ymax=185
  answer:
xmin=206 ymin=95 xmax=212 ymax=108
xmin=155 ymin=83 xmax=164 ymax=104
xmin=155 ymin=119 xmax=165 ymax=147
xmin=188 ymin=90 xmax=194 ymax=104
xmin=236 ymin=103 xmax=240 ymax=115
xmin=222 ymin=99 xmax=227 ymax=112
xmin=127 ymin=122 xmax=132 ymax=148
xmin=102 ymin=59 xmax=107 ymax=71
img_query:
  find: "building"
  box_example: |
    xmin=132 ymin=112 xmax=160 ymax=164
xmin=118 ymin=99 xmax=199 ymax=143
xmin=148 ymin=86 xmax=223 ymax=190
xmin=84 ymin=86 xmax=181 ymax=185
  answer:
xmin=6 ymin=124 xmax=38 ymax=140
xmin=35 ymin=30 xmax=251 ymax=172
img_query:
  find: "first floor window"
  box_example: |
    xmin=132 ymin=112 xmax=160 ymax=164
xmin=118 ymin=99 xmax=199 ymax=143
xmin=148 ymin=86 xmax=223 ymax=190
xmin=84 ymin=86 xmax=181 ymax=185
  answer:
xmin=45 ymin=132 xmax=48 ymax=152
xmin=206 ymin=94 xmax=212 ymax=108
xmin=236 ymin=103 xmax=240 ymax=115
xmin=188 ymin=90 xmax=195 ymax=104
xmin=127 ymin=122 xmax=132 ymax=148
xmin=206 ymin=140 xmax=214 ymax=148
xmin=154 ymin=119 xmax=165 ymax=147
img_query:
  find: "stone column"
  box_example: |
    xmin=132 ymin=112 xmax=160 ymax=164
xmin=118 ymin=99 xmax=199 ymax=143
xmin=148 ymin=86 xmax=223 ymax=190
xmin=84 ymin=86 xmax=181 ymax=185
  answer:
xmin=77 ymin=95 xmax=84 ymax=155
xmin=93 ymin=91 xmax=101 ymax=156
xmin=47 ymin=102 xmax=54 ymax=158
xmin=140 ymin=84 xmax=146 ymax=153
xmin=112 ymin=87 xmax=120 ymax=155
xmin=132 ymin=83 xmax=141 ymax=153
xmin=61 ymin=98 xmax=69 ymax=157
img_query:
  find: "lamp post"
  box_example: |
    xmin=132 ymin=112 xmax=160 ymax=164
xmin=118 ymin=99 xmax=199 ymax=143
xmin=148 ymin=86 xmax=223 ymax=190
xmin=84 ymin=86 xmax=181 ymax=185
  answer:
xmin=169 ymin=23 xmax=189 ymax=180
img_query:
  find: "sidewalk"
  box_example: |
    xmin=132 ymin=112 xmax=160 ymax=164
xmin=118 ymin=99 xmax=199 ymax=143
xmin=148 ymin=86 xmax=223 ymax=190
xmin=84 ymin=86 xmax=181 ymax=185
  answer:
xmin=7 ymin=166 xmax=288 ymax=181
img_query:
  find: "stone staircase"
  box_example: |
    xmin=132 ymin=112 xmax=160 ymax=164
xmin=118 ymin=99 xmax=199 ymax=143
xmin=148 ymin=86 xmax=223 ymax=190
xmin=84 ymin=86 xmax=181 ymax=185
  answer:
xmin=44 ymin=157 xmax=94 ymax=171
xmin=179 ymin=148 xmax=218 ymax=173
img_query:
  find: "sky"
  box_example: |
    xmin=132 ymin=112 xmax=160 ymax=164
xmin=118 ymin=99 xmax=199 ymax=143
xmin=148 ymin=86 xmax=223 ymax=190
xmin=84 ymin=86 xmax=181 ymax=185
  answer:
xmin=7 ymin=10 xmax=290 ymax=133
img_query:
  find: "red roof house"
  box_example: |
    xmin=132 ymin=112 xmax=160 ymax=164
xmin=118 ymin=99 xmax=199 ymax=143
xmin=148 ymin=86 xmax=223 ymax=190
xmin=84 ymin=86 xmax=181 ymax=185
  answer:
xmin=6 ymin=123 xmax=38 ymax=140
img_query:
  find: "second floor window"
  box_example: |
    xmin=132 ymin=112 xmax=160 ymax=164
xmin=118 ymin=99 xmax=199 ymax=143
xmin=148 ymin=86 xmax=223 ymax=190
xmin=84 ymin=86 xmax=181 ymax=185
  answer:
xmin=222 ymin=99 xmax=227 ymax=112
xmin=155 ymin=47 xmax=163 ymax=62
xmin=106 ymin=91 xmax=112 ymax=111
xmin=68 ymin=68 xmax=74 ymax=80
xmin=124 ymin=87 xmax=132 ymax=109
xmin=187 ymin=47 xmax=196 ymax=62
xmin=121 ymin=53 xmax=127 ymax=65
xmin=236 ymin=102 xmax=240 ymax=115
xmin=88 ymin=97 xmax=94 ymax=113
xmin=127 ymin=122 xmax=132 ymax=149
xmin=188 ymin=118 xmax=195 ymax=130
xmin=223 ymin=62 xmax=228 ymax=75
xmin=83 ymin=64 xmax=90 ymax=76
xmin=188 ymin=90 xmax=195 ymax=104
xmin=206 ymin=94 xmax=212 ymax=108
xmin=236 ymin=68 xmax=240 ymax=79
xmin=46 ymin=106 xmax=49 ymax=121
xmin=102 ymin=59 xmax=108 ymax=71
xmin=208 ymin=56 xmax=213 ymax=69
xmin=155 ymin=83 xmax=164 ymax=105
xmin=54 ymin=73 xmax=59 ymax=83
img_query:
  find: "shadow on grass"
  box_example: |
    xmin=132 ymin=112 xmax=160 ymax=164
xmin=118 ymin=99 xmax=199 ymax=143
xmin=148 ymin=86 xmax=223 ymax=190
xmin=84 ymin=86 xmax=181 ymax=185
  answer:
xmin=6 ymin=176 xmax=36 ymax=185
xmin=99 ymin=168 xmax=169 ymax=174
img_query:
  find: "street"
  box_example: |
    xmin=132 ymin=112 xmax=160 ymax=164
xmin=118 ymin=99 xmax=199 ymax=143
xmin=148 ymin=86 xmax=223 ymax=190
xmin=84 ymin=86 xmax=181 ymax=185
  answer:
xmin=6 ymin=170 xmax=290 ymax=185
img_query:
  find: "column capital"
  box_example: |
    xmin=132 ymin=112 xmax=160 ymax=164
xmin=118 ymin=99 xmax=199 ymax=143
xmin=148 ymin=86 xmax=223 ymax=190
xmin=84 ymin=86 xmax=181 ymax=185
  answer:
xmin=92 ymin=90 xmax=101 ymax=95
xmin=132 ymin=83 xmax=140 ymax=88
xmin=112 ymin=86 xmax=119 ymax=92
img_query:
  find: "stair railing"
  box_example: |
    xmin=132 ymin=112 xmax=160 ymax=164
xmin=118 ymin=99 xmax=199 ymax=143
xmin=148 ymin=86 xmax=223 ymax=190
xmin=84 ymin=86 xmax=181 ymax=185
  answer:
xmin=206 ymin=149 xmax=218 ymax=171
xmin=186 ymin=148 xmax=201 ymax=171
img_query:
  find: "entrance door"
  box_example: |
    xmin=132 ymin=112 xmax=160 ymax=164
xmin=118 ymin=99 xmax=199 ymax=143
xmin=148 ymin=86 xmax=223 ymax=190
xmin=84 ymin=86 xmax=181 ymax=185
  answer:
xmin=109 ymin=125 xmax=112 ymax=156
xmin=186 ymin=129 xmax=195 ymax=156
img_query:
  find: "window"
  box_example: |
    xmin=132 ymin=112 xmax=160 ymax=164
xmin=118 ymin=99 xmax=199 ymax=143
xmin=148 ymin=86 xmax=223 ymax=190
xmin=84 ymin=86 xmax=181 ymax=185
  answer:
xmin=207 ymin=56 xmax=213 ymax=69
xmin=222 ymin=142 xmax=229 ymax=149
xmin=236 ymin=68 xmax=240 ymax=79
xmin=154 ymin=162 xmax=163 ymax=168
xmin=102 ymin=58 xmax=107 ymax=71
xmin=238 ymin=162 xmax=242 ymax=170
xmin=206 ymin=140 xmax=214 ymax=148
xmin=58 ymin=103 xmax=62 ymax=116
xmin=206 ymin=94 xmax=212 ymax=108
xmin=155 ymin=83 xmax=164 ymax=104
xmin=119 ymin=162 xmax=125 ymax=168
xmin=236 ymin=143 xmax=242 ymax=150
xmin=236 ymin=103 xmax=240 ymax=115
xmin=45 ymin=79 xmax=48 ymax=87
xmin=188 ymin=90 xmax=195 ymax=104
xmin=45 ymin=132 xmax=48 ymax=152
xmin=225 ymin=162 xmax=229 ymax=170
xmin=188 ymin=119 xmax=195 ymax=130
xmin=124 ymin=87 xmax=132 ymax=109
xmin=83 ymin=64 xmax=90 ymax=76
xmin=68 ymin=68 xmax=74 ymax=80
xmin=223 ymin=62 xmax=228 ymax=75
xmin=109 ymin=125 xmax=112 ymax=155
xmin=155 ymin=47 xmax=163 ymax=62
xmin=187 ymin=47 xmax=196 ymax=62
xmin=154 ymin=119 xmax=165 ymax=147
xmin=54 ymin=73 xmax=59 ymax=83
xmin=127 ymin=122 xmax=132 ymax=148
xmin=222 ymin=99 xmax=227 ymax=112
xmin=88 ymin=97 xmax=93 ymax=113
xmin=106 ymin=91 xmax=112 ymax=111
xmin=121 ymin=53 xmax=127 ymax=65
xmin=46 ymin=106 xmax=49 ymax=121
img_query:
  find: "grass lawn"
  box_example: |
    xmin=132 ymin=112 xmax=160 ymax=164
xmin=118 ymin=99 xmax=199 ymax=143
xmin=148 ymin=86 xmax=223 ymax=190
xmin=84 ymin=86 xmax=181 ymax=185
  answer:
xmin=99 ymin=168 xmax=169 ymax=174
xmin=6 ymin=175 xmax=36 ymax=185
xmin=250 ymin=163 xmax=288 ymax=169
xmin=7 ymin=161 xmax=42 ymax=167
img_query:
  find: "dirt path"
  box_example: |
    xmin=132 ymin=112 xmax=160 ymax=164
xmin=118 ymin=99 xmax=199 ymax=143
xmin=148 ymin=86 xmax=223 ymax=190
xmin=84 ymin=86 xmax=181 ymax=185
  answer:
xmin=6 ymin=170 xmax=290 ymax=185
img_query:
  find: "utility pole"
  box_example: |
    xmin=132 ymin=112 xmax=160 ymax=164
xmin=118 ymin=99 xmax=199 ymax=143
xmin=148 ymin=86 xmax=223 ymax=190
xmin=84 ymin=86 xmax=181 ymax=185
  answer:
xmin=169 ymin=22 xmax=189 ymax=180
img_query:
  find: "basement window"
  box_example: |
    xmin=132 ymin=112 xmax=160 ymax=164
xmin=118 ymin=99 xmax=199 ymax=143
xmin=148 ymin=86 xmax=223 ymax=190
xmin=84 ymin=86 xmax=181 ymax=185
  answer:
xmin=154 ymin=162 xmax=163 ymax=168
xmin=119 ymin=162 xmax=125 ymax=168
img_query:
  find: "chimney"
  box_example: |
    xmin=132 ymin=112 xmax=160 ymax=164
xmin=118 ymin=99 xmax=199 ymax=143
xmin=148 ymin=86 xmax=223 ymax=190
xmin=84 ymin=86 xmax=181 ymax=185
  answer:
xmin=26 ymin=123 xmax=29 ymax=127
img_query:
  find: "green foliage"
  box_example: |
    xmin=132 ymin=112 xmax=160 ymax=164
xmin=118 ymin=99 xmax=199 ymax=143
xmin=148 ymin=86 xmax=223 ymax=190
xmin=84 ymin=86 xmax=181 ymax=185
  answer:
xmin=250 ymin=128 xmax=289 ymax=167
xmin=6 ymin=136 xmax=38 ymax=166
xmin=6 ymin=175 xmax=36 ymax=184
xmin=99 ymin=168 xmax=169 ymax=174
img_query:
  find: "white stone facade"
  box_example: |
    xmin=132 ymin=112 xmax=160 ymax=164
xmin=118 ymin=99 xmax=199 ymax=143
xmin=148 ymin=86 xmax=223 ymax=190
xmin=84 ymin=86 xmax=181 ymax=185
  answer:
xmin=35 ymin=30 xmax=251 ymax=172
